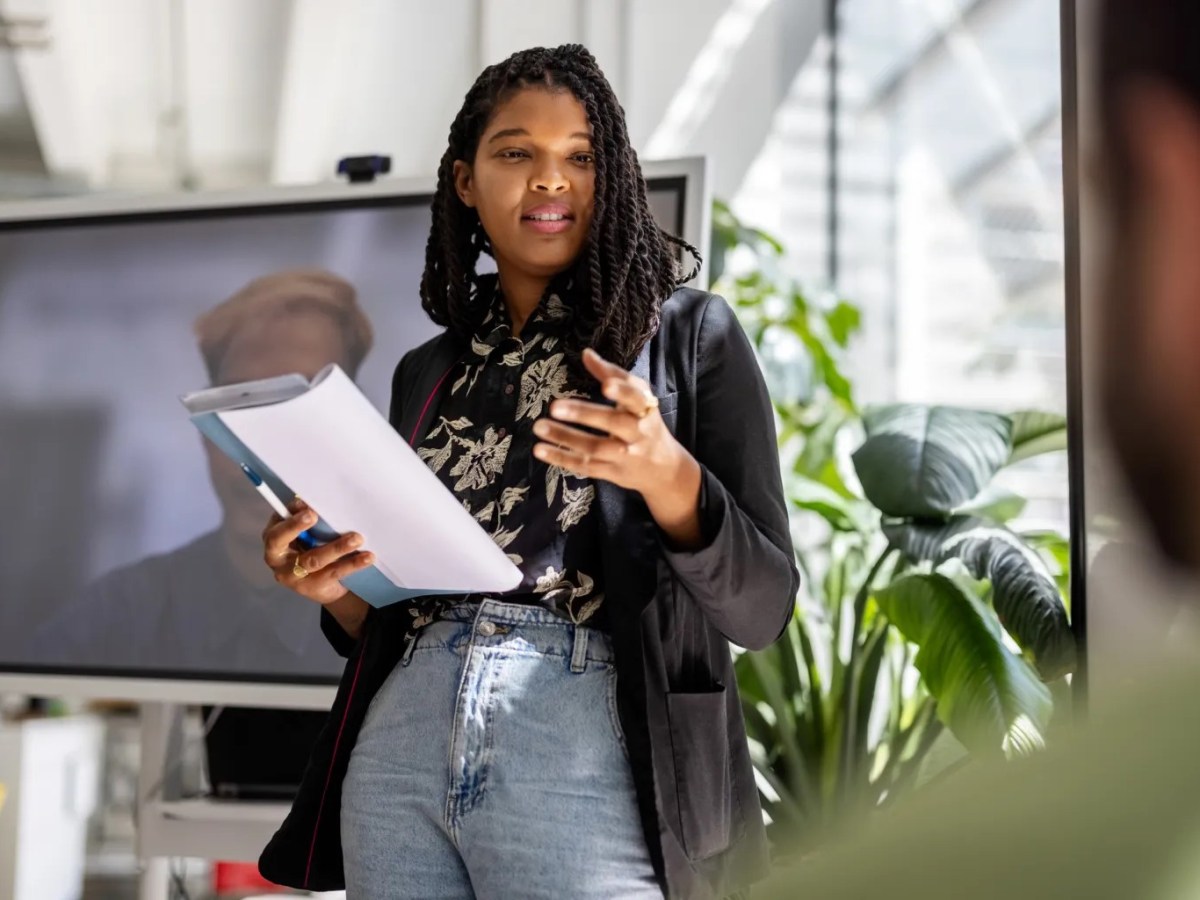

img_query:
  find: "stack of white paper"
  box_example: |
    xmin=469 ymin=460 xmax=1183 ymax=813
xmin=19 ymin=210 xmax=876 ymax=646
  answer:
xmin=182 ymin=364 xmax=523 ymax=606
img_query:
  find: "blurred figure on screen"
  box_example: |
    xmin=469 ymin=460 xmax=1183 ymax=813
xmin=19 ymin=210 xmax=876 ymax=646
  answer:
xmin=195 ymin=269 xmax=374 ymax=607
xmin=35 ymin=268 xmax=373 ymax=675
xmin=756 ymin=3 xmax=1200 ymax=899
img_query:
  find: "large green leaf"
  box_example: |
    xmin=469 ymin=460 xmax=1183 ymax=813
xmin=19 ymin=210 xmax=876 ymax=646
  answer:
xmin=795 ymin=324 xmax=855 ymax=407
xmin=883 ymin=517 xmax=1075 ymax=680
xmin=954 ymin=483 xmax=1027 ymax=523
xmin=824 ymin=300 xmax=861 ymax=348
xmin=787 ymin=474 xmax=872 ymax=533
xmin=852 ymin=405 xmax=1012 ymax=518
xmin=1020 ymin=529 xmax=1071 ymax=606
xmin=795 ymin=405 xmax=853 ymax=484
xmin=874 ymin=571 xmax=1052 ymax=757
xmin=1008 ymin=410 xmax=1068 ymax=464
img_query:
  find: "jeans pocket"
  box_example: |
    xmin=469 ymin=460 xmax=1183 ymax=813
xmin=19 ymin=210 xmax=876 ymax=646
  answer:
xmin=604 ymin=667 xmax=631 ymax=763
xmin=666 ymin=687 xmax=732 ymax=861
xmin=362 ymin=652 xmax=406 ymax=727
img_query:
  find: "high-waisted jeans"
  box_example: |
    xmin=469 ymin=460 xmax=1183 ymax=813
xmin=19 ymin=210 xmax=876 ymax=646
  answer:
xmin=340 ymin=598 xmax=663 ymax=899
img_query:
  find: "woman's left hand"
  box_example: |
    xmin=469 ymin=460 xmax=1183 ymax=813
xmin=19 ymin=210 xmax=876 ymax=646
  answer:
xmin=532 ymin=348 xmax=699 ymax=507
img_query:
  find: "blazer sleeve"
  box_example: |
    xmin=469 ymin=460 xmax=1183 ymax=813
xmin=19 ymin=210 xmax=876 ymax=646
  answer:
xmin=659 ymin=294 xmax=800 ymax=651
xmin=318 ymin=352 xmax=412 ymax=657
xmin=319 ymin=607 xmax=360 ymax=658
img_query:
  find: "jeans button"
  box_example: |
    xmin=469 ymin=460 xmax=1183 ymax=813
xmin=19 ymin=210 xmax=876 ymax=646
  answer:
xmin=478 ymin=620 xmax=496 ymax=637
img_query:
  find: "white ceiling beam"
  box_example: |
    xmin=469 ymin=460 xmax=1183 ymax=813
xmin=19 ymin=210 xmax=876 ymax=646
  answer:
xmin=0 ymin=0 xmax=118 ymax=185
xmin=478 ymin=0 xmax=579 ymax=65
xmin=271 ymin=0 xmax=480 ymax=185
xmin=270 ymin=0 xmax=354 ymax=185
xmin=639 ymin=0 xmax=825 ymax=198
xmin=178 ymin=0 xmax=290 ymax=189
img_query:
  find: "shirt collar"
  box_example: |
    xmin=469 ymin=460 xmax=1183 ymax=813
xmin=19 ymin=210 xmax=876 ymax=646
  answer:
xmin=472 ymin=282 xmax=575 ymax=356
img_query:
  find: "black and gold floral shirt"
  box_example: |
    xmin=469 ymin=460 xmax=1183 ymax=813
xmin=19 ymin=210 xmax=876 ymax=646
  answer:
xmin=405 ymin=284 xmax=608 ymax=631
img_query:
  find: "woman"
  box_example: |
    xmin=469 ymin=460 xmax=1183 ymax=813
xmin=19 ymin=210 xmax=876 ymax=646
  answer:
xmin=258 ymin=45 xmax=798 ymax=900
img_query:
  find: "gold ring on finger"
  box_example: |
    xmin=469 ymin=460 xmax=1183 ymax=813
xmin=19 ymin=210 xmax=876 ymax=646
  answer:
xmin=636 ymin=392 xmax=659 ymax=419
xmin=292 ymin=557 xmax=310 ymax=579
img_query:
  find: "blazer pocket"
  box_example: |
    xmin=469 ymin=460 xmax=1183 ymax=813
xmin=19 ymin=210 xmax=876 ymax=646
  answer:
xmin=666 ymin=687 xmax=732 ymax=860
xmin=656 ymin=391 xmax=680 ymax=434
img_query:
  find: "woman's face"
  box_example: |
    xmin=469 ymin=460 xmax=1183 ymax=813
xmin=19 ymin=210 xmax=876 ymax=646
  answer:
xmin=454 ymin=87 xmax=596 ymax=283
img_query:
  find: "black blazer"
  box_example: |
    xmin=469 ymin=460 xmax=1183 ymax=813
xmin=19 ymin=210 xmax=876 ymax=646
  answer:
xmin=258 ymin=288 xmax=800 ymax=899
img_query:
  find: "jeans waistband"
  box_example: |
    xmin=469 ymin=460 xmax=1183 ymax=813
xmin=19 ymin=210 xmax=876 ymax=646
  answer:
xmin=406 ymin=598 xmax=614 ymax=668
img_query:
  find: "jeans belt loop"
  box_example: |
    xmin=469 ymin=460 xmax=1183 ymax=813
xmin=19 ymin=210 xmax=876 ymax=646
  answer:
xmin=400 ymin=632 xmax=419 ymax=667
xmin=570 ymin=625 xmax=588 ymax=674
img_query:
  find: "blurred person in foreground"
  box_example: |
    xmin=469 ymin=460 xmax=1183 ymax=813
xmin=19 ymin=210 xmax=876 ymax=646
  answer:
xmin=760 ymin=3 xmax=1200 ymax=898
xmin=35 ymin=268 xmax=371 ymax=677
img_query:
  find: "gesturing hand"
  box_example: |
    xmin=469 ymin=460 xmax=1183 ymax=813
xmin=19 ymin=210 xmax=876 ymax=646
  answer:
xmin=532 ymin=347 xmax=694 ymax=501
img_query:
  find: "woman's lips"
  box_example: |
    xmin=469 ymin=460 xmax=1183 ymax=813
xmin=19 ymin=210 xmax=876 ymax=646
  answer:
xmin=522 ymin=204 xmax=574 ymax=234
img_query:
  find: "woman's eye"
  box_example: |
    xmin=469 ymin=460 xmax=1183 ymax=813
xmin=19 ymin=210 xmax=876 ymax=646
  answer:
xmin=572 ymin=153 xmax=594 ymax=165
xmin=498 ymin=149 xmax=529 ymax=160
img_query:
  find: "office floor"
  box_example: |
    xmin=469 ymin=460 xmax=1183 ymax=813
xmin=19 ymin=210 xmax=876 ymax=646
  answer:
xmin=83 ymin=872 xmax=308 ymax=900
xmin=82 ymin=872 xmax=143 ymax=900
xmin=81 ymin=853 xmax=214 ymax=900
xmin=83 ymin=872 xmax=211 ymax=899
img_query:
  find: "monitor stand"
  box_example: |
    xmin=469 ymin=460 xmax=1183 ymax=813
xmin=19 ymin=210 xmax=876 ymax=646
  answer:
xmin=134 ymin=702 xmax=312 ymax=900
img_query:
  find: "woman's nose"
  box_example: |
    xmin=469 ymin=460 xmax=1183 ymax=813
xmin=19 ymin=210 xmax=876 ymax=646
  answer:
xmin=531 ymin=163 xmax=568 ymax=193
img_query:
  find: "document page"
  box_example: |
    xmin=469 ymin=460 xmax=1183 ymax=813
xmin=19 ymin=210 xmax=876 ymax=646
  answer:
xmin=215 ymin=365 xmax=522 ymax=595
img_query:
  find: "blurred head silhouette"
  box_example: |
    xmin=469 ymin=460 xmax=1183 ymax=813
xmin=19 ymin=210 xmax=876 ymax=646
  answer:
xmin=1099 ymin=2 xmax=1200 ymax=570
xmin=194 ymin=269 xmax=373 ymax=577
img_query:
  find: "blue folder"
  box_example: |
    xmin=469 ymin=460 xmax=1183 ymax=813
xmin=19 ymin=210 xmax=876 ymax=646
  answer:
xmin=184 ymin=377 xmax=467 ymax=609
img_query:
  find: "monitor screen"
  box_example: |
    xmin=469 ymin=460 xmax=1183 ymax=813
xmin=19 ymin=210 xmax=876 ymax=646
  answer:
xmin=0 ymin=163 xmax=704 ymax=699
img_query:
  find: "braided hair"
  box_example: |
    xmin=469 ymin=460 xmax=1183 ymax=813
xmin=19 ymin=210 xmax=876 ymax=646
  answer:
xmin=420 ymin=44 xmax=700 ymax=368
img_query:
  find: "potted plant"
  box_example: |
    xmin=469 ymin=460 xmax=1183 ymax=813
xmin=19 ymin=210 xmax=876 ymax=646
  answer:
xmin=711 ymin=200 xmax=1075 ymax=857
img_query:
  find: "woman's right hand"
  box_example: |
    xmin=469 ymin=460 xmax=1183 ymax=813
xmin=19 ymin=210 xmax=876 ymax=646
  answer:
xmin=262 ymin=499 xmax=376 ymax=606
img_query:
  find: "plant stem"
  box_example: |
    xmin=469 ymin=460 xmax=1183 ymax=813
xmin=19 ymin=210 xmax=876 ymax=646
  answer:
xmin=877 ymin=694 xmax=929 ymax=790
xmin=747 ymin=651 xmax=809 ymax=804
xmin=889 ymin=641 xmax=910 ymax=737
xmin=885 ymin=698 xmax=944 ymax=801
xmin=794 ymin=550 xmax=815 ymax=602
xmin=793 ymin=612 xmax=826 ymax=764
xmin=837 ymin=547 xmax=894 ymax=809
xmin=852 ymin=619 xmax=889 ymax=757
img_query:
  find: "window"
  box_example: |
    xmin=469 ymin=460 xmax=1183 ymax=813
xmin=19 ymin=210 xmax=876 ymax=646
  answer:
xmin=735 ymin=0 xmax=1067 ymax=528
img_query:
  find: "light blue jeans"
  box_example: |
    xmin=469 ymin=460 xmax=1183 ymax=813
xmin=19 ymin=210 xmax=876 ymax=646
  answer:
xmin=340 ymin=598 xmax=663 ymax=899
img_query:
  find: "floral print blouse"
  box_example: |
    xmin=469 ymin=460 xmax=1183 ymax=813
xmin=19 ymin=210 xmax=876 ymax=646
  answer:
xmin=404 ymin=285 xmax=608 ymax=632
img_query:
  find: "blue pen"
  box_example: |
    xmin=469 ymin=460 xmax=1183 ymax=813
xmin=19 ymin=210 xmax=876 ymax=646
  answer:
xmin=239 ymin=464 xmax=319 ymax=549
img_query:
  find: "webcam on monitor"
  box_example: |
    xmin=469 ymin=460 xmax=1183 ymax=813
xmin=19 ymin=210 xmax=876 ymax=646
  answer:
xmin=336 ymin=154 xmax=392 ymax=183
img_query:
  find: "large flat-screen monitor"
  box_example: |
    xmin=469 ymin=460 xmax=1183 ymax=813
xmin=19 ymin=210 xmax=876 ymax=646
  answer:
xmin=0 ymin=158 xmax=709 ymax=707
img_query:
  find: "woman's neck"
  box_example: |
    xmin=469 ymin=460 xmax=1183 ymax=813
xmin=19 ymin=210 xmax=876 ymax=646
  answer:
xmin=496 ymin=267 xmax=551 ymax=338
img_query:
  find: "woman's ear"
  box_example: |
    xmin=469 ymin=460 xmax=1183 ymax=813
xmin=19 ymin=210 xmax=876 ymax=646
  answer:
xmin=453 ymin=161 xmax=475 ymax=208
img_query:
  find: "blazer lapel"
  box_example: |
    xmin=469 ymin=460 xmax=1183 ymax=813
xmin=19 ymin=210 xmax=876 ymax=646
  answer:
xmin=395 ymin=334 xmax=462 ymax=447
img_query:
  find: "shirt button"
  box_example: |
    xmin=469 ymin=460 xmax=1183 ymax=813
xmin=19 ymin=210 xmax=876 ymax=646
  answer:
xmin=497 ymin=427 xmax=507 ymax=438
xmin=478 ymin=621 xmax=496 ymax=637
xmin=505 ymin=383 xmax=515 ymax=395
